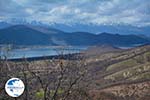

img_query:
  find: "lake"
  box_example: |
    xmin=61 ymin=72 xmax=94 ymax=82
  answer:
xmin=0 ymin=45 xmax=141 ymax=59
xmin=0 ymin=46 xmax=88 ymax=59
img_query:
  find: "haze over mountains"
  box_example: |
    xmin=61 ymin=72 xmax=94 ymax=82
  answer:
xmin=0 ymin=24 xmax=150 ymax=46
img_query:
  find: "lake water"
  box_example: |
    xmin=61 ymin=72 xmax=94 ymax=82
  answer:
xmin=0 ymin=46 xmax=88 ymax=59
xmin=0 ymin=45 xmax=141 ymax=59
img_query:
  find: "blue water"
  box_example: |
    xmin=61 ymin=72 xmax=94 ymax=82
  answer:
xmin=0 ymin=44 xmax=142 ymax=59
xmin=0 ymin=46 xmax=87 ymax=59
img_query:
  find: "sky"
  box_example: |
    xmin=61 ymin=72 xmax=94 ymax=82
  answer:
xmin=0 ymin=0 xmax=150 ymax=27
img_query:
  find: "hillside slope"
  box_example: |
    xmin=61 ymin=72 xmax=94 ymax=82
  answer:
xmin=84 ymin=45 xmax=150 ymax=100
xmin=0 ymin=25 xmax=150 ymax=46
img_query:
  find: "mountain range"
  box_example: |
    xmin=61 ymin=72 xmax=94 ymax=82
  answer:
xmin=0 ymin=25 xmax=150 ymax=46
xmin=1 ymin=20 xmax=150 ymax=37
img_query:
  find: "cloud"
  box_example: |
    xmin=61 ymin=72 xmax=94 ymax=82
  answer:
xmin=0 ymin=0 xmax=149 ymax=27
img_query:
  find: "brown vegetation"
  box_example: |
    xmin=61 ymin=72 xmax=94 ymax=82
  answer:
xmin=0 ymin=45 xmax=150 ymax=100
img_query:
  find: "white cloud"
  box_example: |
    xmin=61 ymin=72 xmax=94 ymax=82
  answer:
xmin=25 ymin=8 xmax=34 ymax=15
xmin=0 ymin=0 xmax=150 ymax=27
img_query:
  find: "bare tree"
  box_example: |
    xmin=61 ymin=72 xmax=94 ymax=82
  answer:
xmin=16 ymin=48 xmax=89 ymax=100
xmin=0 ymin=46 xmax=89 ymax=100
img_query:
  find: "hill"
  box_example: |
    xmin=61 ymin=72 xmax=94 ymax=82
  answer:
xmin=0 ymin=25 xmax=150 ymax=46
xmin=0 ymin=25 xmax=53 ymax=45
xmin=84 ymin=45 xmax=150 ymax=99
xmin=0 ymin=45 xmax=150 ymax=100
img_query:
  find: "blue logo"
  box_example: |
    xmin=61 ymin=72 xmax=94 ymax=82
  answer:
xmin=5 ymin=78 xmax=25 ymax=97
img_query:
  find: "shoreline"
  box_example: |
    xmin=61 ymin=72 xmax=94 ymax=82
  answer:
xmin=2 ymin=53 xmax=82 ymax=62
